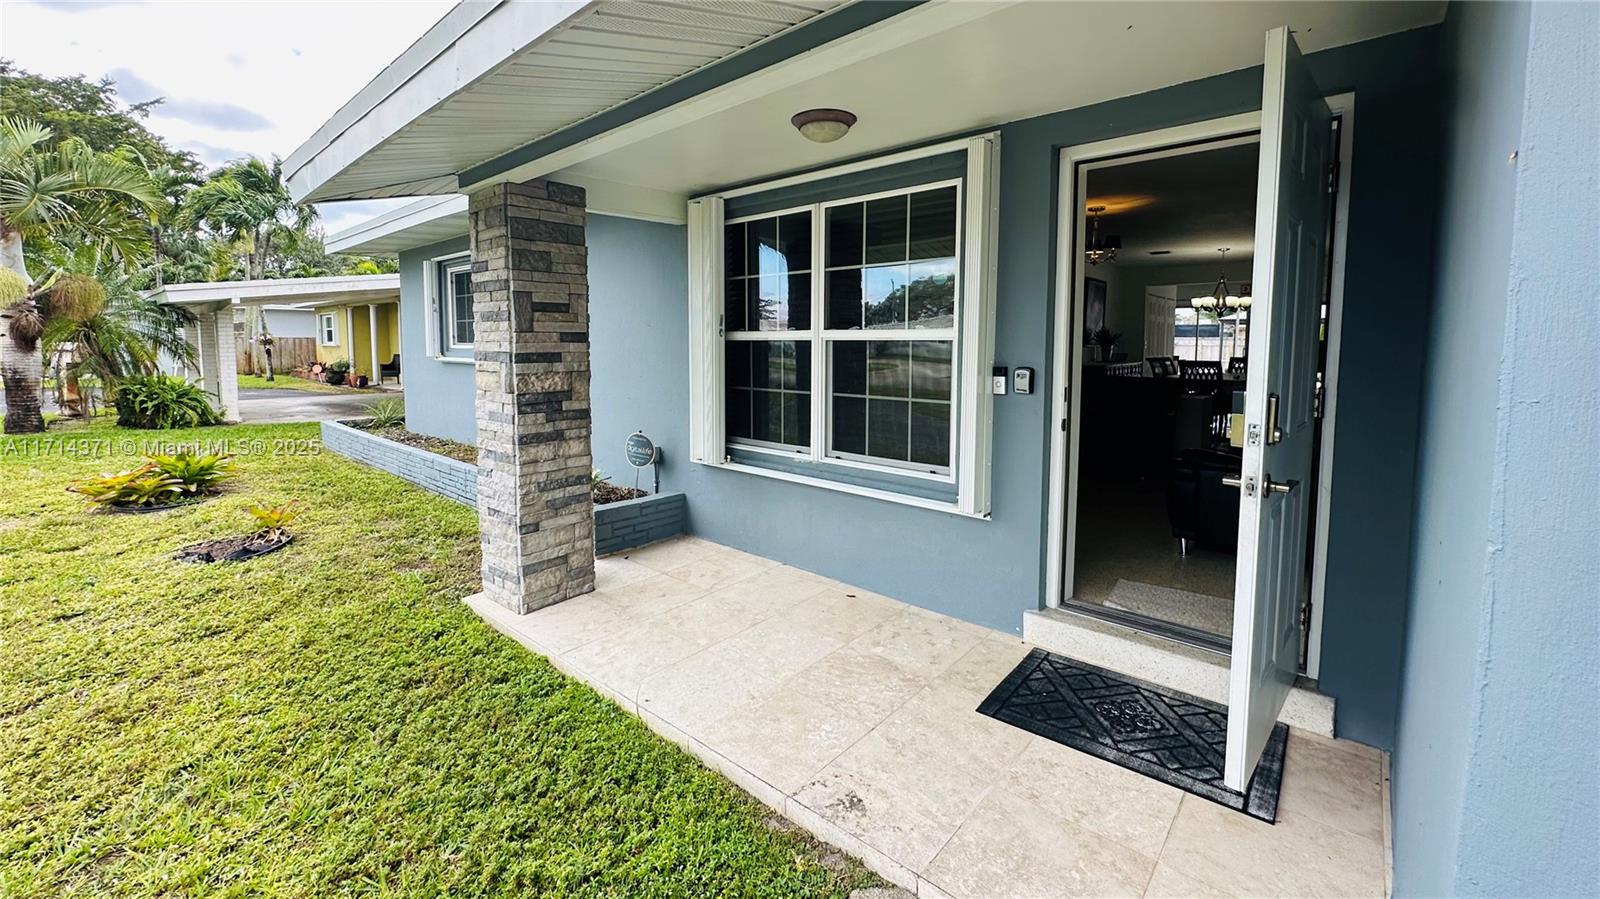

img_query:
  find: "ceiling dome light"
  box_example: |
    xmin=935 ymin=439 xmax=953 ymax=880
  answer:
xmin=791 ymin=108 xmax=857 ymax=143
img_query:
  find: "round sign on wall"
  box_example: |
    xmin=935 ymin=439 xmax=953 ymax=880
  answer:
xmin=625 ymin=431 xmax=658 ymax=468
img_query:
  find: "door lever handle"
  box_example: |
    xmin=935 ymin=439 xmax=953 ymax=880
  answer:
xmin=1221 ymin=475 xmax=1244 ymax=488
xmin=1222 ymin=474 xmax=1297 ymax=496
xmin=1266 ymin=477 xmax=1299 ymax=494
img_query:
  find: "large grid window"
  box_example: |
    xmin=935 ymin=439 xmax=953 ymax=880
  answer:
xmin=723 ymin=182 xmax=959 ymax=475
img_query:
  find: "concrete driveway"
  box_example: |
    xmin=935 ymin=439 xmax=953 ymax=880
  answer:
xmin=239 ymin=388 xmax=401 ymax=424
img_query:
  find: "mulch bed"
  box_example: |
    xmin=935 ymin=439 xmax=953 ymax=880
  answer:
xmin=350 ymin=423 xmax=478 ymax=463
xmin=174 ymin=532 xmax=293 ymax=564
xmin=594 ymin=482 xmax=647 ymax=504
xmin=105 ymin=496 xmax=211 ymax=515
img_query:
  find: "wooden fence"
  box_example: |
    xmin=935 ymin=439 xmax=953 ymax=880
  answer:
xmin=236 ymin=337 xmax=317 ymax=374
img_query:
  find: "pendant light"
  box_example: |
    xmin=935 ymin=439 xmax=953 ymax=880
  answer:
xmin=1084 ymin=205 xmax=1122 ymax=265
xmin=1189 ymin=248 xmax=1252 ymax=314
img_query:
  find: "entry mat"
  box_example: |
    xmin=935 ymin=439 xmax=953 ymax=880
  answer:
xmin=977 ymin=648 xmax=1287 ymax=823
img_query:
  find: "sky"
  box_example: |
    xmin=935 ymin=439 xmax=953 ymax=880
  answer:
xmin=1 ymin=0 xmax=458 ymax=235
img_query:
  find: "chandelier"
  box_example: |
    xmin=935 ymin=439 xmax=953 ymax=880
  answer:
xmin=1189 ymin=248 xmax=1252 ymax=316
xmin=1084 ymin=205 xmax=1121 ymax=265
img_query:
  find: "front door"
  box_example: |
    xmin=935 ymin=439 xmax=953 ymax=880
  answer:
xmin=1224 ymin=26 xmax=1333 ymax=792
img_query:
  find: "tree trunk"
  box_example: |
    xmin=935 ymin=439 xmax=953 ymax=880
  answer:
xmin=0 ymin=225 xmax=45 ymax=434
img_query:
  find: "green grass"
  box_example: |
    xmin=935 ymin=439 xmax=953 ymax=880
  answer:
xmin=237 ymin=374 xmax=374 ymax=394
xmin=0 ymin=422 xmax=877 ymax=898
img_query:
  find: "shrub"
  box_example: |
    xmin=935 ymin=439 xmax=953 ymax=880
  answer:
xmin=324 ymin=358 xmax=352 ymax=386
xmin=114 ymin=376 xmax=222 ymax=429
xmin=67 ymin=450 xmax=235 ymax=509
xmin=247 ymin=500 xmax=304 ymax=538
xmin=364 ymin=398 xmax=405 ymax=429
xmin=148 ymin=451 xmax=236 ymax=493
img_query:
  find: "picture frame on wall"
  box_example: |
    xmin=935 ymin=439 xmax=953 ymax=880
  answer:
xmin=1085 ymin=277 xmax=1107 ymax=335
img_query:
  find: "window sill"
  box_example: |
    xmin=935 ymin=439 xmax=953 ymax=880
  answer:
xmin=431 ymin=355 xmax=475 ymax=365
xmin=700 ymin=458 xmax=989 ymax=520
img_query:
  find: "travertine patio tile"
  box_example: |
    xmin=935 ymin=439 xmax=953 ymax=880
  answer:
xmin=933 ymin=635 xmax=1034 ymax=701
xmin=1142 ymin=861 xmax=1233 ymax=898
xmin=696 ymin=614 xmax=847 ymax=682
xmin=560 ymin=616 xmax=705 ymax=701
xmin=1158 ymin=795 xmax=1386 ymax=898
xmin=663 ymin=550 xmax=774 ymax=591
xmin=637 ymin=647 xmax=780 ymax=733
xmin=870 ymin=681 xmax=1032 ymax=782
xmin=848 ymin=607 xmax=984 ymax=680
xmin=622 ymin=535 xmax=723 ymax=573
xmin=700 ymin=689 xmax=880 ymax=793
xmin=703 ymin=564 xmax=837 ymax=614
xmin=504 ymin=591 xmax=633 ymax=654
xmin=596 ymin=572 xmax=706 ymax=618
xmin=770 ymin=586 xmax=907 ymax=642
xmin=995 ymin=737 xmax=1183 ymax=859
xmin=1276 ymin=730 xmax=1386 ymax=842
xmin=648 ymin=593 xmax=769 ymax=648
xmin=923 ymin=787 xmax=1157 ymax=899
xmin=782 ymin=645 xmax=929 ymax=723
xmin=794 ymin=722 xmax=997 ymax=872
xmin=593 ymin=554 xmax=658 ymax=592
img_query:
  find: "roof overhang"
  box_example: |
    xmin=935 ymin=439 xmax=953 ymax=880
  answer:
xmin=285 ymin=0 xmax=858 ymax=204
xmin=327 ymin=195 xmax=468 ymax=256
xmin=148 ymin=275 xmax=402 ymax=310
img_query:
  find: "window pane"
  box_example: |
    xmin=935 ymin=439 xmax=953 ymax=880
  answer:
xmin=726 ymin=385 xmax=752 ymax=439
xmin=826 ymin=269 xmax=863 ymax=330
xmin=751 ymin=390 xmax=781 ymax=443
xmin=725 ymin=277 xmax=747 ymax=332
xmin=782 ymin=392 xmax=809 ymax=447
xmin=909 ymin=186 xmax=958 ymax=260
xmin=452 ymin=270 xmax=475 ymax=344
xmin=748 ymin=217 xmax=779 ymax=278
xmin=832 ymin=395 xmax=866 ymax=455
xmin=750 ymin=341 xmax=777 ymax=388
xmin=910 ymin=340 xmax=952 ymax=401
xmin=786 ymin=273 xmax=812 ymax=330
xmin=792 ymin=340 xmax=812 ymax=392
xmin=726 ymin=341 xmax=751 ymax=388
xmin=868 ymin=340 xmax=912 ymax=397
xmin=864 ymin=196 xmax=908 ymax=264
xmin=724 ymin=222 xmax=746 ymax=278
xmin=867 ymin=399 xmax=909 ymax=460
xmin=779 ymin=211 xmax=812 ymax=272
xmin=832 ymin=341 xmax=867 ymax=396
xmin=907 ymin=259 xmax=956 ymax=329
xmin=863 ymin=264 xmax=908 ymax=329
xmin=826 ymin=203 xmax=863 ymax=267
xmin=753 ymin=274 xmax=787 ymax=331
xmin=909 ymin=402 xmax=950 ymax=467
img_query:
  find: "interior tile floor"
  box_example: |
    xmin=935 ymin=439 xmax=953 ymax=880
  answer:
xmin=467 ymin=536 xmax=1388 ymax=899
xmin=1072 ymin=479 xmax=1236 ymax=637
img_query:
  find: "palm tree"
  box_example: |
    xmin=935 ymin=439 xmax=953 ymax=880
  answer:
xmin=183 ymin=157 xmax=316 ymax=280
xmin=1 ymin=116 xmax=161 ymax=433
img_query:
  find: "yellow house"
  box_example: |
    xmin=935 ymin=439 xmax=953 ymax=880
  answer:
xmin=312 ymin=300 xmax=402 ymax=385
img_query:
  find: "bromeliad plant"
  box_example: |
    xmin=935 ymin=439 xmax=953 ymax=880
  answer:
xmin=68 ymin=450 xmax=235 ymax=509
xmin=364 ymin=397 xmax=404 ymax=429
xmin=246 ymin=500 xmax=304 ymax=541
xmin=114 ymin=375 xmax=222 ymax=429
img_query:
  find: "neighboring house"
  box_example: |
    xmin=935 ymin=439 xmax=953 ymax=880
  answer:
xmin=149 ymin=274 xmax=401 ymax=414
xmin=291 ymin=3 xmax=1596 ymax=897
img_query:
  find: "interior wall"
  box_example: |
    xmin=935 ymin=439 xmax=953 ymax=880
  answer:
xmin=1393 ymin=1 xmax=1599 ymax=895
xmin=1108 ymin=260 xmax=1253 ymax=360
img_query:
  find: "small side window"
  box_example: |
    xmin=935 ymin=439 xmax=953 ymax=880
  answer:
xmin=440 ymin=259 xmax=474 ymax=349
xmin=318 ymin=313 xmax=338 ymax=346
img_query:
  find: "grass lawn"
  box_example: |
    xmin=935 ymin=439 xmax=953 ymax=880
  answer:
xmin=0 ymin=422 xmax=877 ymax=898
xmin=237 ymin=374 xmax=375 ymax=394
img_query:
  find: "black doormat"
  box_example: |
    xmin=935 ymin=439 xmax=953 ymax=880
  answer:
xmin=977 ymin=648 xmax=1287 ymax=823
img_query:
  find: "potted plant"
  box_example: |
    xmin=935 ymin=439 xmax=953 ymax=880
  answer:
xmin=1087 ymin=327 xmax=1122 ymax=362
xmin=324 ymin=358 xmax=352 ymax=386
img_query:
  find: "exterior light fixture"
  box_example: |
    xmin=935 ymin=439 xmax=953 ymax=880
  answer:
xmin=1084 ymin=205 xmax=1122 ymax=264
xmin=791 ymin=108 xmax=856 ymax=143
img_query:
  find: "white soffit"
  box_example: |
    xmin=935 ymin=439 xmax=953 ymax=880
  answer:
xmin=556 ymin=0 xmax=1444 ymax=198
xmin=286 ymin=0 xmax=847 ymax=203
xmin=327 ymin=195 xmax=469 ymax=256
xmin=147 ymin=275 xmax=402 ymax=307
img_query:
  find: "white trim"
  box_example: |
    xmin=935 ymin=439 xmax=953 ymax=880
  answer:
xmin=1043 ymin=102 xmax=1354 ymax=679
xmin=957 ymin=134 xmax=1000 ymax=517
xmin=317 ymin=312 xmax=338 ymax=347
xmin=712 ymin=135 xmax=983 ymax=201
xmin=148 ymin=273 xmax=399 ymax=306
xmin=344 ymin=306 xmax=356 ymax=369
xmin=716 ymin=461 xmax=982 ymax=519
xmin=327 ymin=195 xmax=467 ymax=254
xmin=368 ymin=302 xmax=382 ymax=385
xmin=443 ymin=258 xmax=476 ymax=350
xmin=1305 ymin=91 xmax=1355 ymax=680
xmin=686 ymin=196 xmax=726 ymax=464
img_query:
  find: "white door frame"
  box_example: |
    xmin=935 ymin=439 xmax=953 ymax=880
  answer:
xmin=1043 ymin=95 xmax=1354 ymax=679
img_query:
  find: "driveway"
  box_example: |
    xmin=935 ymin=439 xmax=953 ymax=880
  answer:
xmin=239 ymin=388 xmax=399 ymax=424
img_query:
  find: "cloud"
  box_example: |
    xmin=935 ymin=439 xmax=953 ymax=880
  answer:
xmin=30 ymin=0 xmax=138 ymax=13
xmin=190 ymin=141 xmax=254 ymax=167
xmin=106 ymin=67 xmax=271 ymax=131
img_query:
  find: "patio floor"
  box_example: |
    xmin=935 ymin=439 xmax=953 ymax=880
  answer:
xmin=466 ymin=536 xmax=1390 ymax=899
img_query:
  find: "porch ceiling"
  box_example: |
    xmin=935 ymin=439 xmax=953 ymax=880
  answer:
xmin=285 ymin=0 xmax=850 ymax=204
xmin=554 ymin=0 xmax=1444 ymax=199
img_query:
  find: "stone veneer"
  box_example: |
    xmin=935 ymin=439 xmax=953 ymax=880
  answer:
xmin=470 ymin=179 xmax=596 ymax=614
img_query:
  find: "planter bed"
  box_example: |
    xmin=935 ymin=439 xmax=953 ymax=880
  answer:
xmin=321 ymin=419 xmax=687 ymax=555
xmin=175 ymin=533 xmax=293 ymax=564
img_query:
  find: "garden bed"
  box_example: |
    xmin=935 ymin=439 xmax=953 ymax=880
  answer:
xmin=346 ymin=420 xmax=477 ymax=463
xmin=174 ymin=532 xmax=293 ymax=563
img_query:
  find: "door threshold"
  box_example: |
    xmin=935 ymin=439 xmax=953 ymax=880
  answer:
xmin=1058 ymin=599 xmax=1232 ymax=656
xmin=1023 ymin=606 xmax=1335 ymax=736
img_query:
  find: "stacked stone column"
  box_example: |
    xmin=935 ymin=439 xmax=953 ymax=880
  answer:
xmin=469 ymin=179 xmax=596 ymax=614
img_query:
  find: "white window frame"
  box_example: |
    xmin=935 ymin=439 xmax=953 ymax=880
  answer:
xmin=422 ymin=252 xmax=476 ymax=364
xmin=689 ymin=133 xmax=1000 ymax=518
xmin=317 ymin=312 xmax=338 ymax=347
xmin=443 ymin=258 xmax=475 ymax=350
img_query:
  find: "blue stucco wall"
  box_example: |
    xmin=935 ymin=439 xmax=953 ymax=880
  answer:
xmin=397 ymin=234 xmax=475 ymax=443
xmin=1394 ymin=2 xmax=1600 ymax=895
xmin=401 ymin=29 xmax=1447 ymax=751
